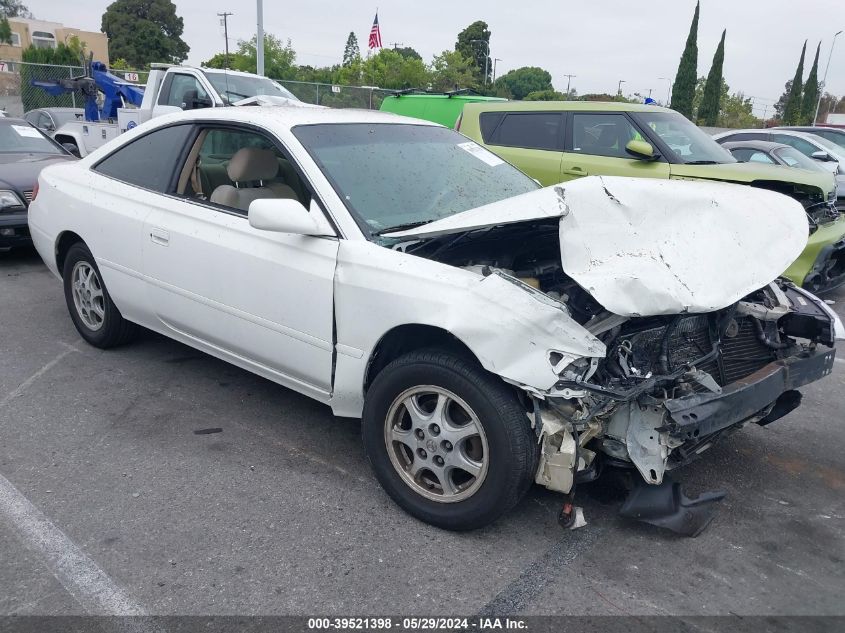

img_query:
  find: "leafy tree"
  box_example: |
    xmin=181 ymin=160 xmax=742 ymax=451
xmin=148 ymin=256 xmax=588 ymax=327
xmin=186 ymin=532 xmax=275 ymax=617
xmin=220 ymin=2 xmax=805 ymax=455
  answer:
xmin=579 ymin=92 xmax=639 ymax=104
xmin=101 ymin=0 xmax=189 ymax=67
xmin=800 ymin=42 xmax=821 ymax=125
xmin=429 ymin=50 xmax=476 ymax=92
xmin=525 ymin=89 xmax=568 ymax=101
xmin=455 ymin=20 xmax=491 ymax=84
xmin=0 ymin=0 xmax=31 ymax=17
xmin=0 ymin=16 xmax=11 ymax=44
xmin=719 ymin=92 xmax=758 ymax=128
xmin=774 ymin=79 xmax=793 ymax=120
xmin=201 ymin=52 xmax=245 ymax=69
xmin=236 ymin=35 xmax=296 ymax=79
xmin=342 ymin=32 xmax=360 ymax=67
xmin=361 ymin=48 xmax=428 ymax=90
xmin=698 ymin=29 xmax=726 ymax=126
xmin=783 ymin=41 xmax=806 ymax=125
xmin=393 ymin=46 xmax=422 ymax=61
xmin=670 ymin=1 xmax=699 ymax=118
xmin=495 ymin=66 xmax=552 ymax=100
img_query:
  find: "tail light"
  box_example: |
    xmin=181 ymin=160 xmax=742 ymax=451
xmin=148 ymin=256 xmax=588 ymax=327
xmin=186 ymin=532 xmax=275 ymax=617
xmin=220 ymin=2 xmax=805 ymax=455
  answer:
xmin=31 ymin=181 xmax=39 ymax=201
xmin=455 ymin=113 xmax=463 ymax=131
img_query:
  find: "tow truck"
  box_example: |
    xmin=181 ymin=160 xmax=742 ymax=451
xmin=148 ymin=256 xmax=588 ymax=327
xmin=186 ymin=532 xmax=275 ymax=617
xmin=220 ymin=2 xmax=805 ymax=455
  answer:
xmin=33 ymin=57 xmax=301 ymax=157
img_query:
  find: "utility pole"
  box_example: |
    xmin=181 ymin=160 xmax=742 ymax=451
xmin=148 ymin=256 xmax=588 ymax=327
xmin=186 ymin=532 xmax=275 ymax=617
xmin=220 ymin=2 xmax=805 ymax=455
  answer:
xmin=815 ymin=31 xmax=843 ymax=124
xmin=493 ymin=58 xmax=502 ymax=83
xmin=562 ymin=73 xmax=576 ymax=96
xmin=617 ymin=79 xmax=626 ymax=96
xmin=659 ymin=77 xmax=672 ymax=104
xmin=389 ymin=42 xmax=405 ymax=50
xmin=217 ymin=12 xmax=233 ymax=68
xmin=256 ymin=0 xmax=264 ymax=76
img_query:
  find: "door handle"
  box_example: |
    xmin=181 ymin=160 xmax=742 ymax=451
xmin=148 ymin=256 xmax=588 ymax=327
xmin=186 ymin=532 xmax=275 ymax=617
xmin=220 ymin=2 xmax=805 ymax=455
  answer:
xmin=150 ymin=227 xmax=170 ymax=246
xmin=563 ymin=166 xmax=586 ymax=176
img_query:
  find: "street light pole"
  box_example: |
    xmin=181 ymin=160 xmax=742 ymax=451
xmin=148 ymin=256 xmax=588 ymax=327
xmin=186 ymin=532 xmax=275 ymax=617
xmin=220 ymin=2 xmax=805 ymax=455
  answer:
xmin=256 ymin=0 xmax=264 ymax=76
xmin=659 ymin=77 xmax=672 ymax=105
xmin=814 ymin=30 xmax=843 ymax=125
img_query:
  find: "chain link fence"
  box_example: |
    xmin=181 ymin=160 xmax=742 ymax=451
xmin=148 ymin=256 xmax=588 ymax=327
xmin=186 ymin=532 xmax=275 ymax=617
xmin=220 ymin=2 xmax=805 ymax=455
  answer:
xmin=0 ymin=61 xmax=392 ymax=118
xmin=275 ymin=79 xmax=394 ymax=110
xmin=0 ymin=61 xmax=149 ymax=118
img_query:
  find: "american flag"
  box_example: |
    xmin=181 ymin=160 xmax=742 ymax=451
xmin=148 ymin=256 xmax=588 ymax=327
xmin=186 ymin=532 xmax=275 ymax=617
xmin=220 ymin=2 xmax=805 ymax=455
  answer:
xmin=368 ymin=13 xmax=382 ymax=49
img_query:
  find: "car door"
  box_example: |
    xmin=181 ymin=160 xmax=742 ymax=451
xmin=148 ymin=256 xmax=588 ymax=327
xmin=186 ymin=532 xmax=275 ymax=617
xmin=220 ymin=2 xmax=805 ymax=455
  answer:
xmin=141 ymin=124 xmax=339 ymax=400
xmin=479 ymin=111 xmax=564 ymax=185
xmin=560 ymin=112 xmax=670 ymax=181
xmin=86 ymin=123 xmax=197 ymax=326
xmin=153 ymin=71 xmax=214 ymax=118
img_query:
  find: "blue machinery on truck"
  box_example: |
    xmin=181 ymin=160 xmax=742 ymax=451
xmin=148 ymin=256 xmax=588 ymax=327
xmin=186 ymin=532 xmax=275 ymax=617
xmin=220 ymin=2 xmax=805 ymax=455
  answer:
xmin=31 ymin=58 xmax=145 ymax=122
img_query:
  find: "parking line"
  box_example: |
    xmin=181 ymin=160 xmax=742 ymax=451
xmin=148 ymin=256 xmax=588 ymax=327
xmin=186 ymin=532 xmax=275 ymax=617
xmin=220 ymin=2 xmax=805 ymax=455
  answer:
xmin=835 ymin=358 xmax=844 ymax=365
xmin=0 ymin=343 xmax=80 ymax=409
xmin=0 ymin=471 xmax=146 ymax=615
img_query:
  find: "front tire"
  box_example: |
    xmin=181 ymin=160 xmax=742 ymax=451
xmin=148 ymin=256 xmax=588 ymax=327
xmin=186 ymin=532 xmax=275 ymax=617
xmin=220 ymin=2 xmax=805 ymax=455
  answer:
xmin=62 ymin=242 xmax=138 ymax=348
xmin=362 ymin=349 xmax=538 ymax=530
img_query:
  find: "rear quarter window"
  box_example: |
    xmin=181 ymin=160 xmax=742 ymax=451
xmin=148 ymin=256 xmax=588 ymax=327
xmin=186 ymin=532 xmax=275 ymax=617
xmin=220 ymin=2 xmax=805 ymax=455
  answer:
xmin=93 ymin=124 xmax=195 ymax=192
xmin=478 ymin=112 xmax=505 ymax=143
xmin=484 ymin=112 xmax=562 ymax=151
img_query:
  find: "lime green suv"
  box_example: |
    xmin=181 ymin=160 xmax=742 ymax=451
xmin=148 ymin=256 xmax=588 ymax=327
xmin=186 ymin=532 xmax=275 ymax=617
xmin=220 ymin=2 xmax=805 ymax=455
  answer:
xmin=451 ymin=101 xmax=845 ymax=293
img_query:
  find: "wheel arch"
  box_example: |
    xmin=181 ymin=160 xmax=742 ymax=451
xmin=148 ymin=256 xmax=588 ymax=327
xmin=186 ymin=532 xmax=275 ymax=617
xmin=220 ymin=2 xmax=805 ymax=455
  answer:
xmin=363 ymin=324 xmax=483 ymax=394
xmin=55 ymin=230 xmax=85 ymax=278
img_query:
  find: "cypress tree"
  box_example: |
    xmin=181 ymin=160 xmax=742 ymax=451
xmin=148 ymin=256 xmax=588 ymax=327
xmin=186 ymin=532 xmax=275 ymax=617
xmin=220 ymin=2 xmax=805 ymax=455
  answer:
xmin=783 ymin=41 xmax=806 ymax=125
xmin=670 ymin=1 xmax=699 ymax=118
xmin=800 ymin=42 xmax=821 ymax=125
xmin=698 ymin=29 xmax=726 ymax=126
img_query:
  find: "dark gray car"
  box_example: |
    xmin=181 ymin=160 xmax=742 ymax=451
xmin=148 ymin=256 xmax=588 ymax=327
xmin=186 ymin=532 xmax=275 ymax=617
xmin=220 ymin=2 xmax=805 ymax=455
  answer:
xmin=0 ymin=118 xmax=76 ymax=249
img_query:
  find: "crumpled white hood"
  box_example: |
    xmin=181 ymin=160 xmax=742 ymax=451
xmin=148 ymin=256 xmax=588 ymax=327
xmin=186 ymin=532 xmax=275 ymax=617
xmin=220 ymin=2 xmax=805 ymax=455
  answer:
xmin=387 ymin=176 xmax=809 ymax=316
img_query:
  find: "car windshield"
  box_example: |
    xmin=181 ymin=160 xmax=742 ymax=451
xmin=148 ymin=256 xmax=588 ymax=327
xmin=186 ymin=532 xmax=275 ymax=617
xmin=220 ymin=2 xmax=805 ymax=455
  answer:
xmin=632 ymin=111 xmax=736 ymax=164
xmin=201 ymin=71 xmax=298 ymax=103
xmin=293 ymin=123 xmax=539 ymax=236
xmin=809 ymin=135 xmax=844 ymax=158
xmin=0 ymin=121 xmax=63 ymax=154
xmin=773 ymin=146 xmax=827 ymax=171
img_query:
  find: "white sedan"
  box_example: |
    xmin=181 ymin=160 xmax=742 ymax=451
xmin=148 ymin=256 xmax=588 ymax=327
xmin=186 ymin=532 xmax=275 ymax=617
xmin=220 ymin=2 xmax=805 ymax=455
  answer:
xmin=29 ymin=106 xmax=842 ymax=533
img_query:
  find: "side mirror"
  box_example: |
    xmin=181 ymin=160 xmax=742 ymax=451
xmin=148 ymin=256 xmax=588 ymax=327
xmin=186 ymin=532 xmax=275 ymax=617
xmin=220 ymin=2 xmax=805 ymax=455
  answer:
xmin=248 ymin=198 xmax=335 ymax=236
xmin=811 ymin=150 xmax=834 ymax=162
xmin=625 ymin=139 xmax=659 ymax=161
xmin=61 ymin=142 xmax=80 ymax=157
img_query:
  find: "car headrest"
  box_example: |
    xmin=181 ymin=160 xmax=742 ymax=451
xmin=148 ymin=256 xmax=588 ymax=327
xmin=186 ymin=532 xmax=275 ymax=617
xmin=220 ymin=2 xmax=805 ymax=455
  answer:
xmin=227 ymin=147 xmax=279 ymax=182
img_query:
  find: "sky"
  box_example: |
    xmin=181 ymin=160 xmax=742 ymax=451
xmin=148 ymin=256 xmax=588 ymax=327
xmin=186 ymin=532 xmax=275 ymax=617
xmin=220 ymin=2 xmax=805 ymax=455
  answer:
xmin=24 ymin=0 xmax=845 ymax=118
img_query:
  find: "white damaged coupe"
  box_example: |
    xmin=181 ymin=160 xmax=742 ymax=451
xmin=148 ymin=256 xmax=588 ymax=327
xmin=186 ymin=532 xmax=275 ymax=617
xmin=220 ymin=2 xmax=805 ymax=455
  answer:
xmin=29 ymin=107 xmax=844 ymax=534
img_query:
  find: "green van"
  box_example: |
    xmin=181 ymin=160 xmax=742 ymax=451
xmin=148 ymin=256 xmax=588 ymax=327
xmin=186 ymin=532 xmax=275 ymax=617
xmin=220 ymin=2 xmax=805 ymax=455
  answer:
xmin=379 ymin=92 xmax=506 ymax=129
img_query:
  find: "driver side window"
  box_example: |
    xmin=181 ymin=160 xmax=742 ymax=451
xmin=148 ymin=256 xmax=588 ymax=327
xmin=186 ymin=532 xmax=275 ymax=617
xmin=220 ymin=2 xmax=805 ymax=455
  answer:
xmin=163 ymin=74 xmax=211 ymax=110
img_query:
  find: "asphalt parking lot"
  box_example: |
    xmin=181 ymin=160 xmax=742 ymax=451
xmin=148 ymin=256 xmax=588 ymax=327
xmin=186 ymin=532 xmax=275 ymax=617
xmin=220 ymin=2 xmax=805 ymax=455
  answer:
xmin=1 ymin=246 xmax=844 ymax=618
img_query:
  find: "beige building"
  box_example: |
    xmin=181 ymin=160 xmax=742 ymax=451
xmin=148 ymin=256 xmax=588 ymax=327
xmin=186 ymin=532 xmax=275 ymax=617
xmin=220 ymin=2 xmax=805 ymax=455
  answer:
xmin=0 ymin=18 xmax=109 ymax=64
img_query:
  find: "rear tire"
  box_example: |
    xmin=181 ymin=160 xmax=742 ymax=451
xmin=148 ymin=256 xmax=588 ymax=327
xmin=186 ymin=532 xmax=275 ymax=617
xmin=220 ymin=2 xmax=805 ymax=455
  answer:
xmin=62 ymin=242 xmax=138 ymax=348
xmin=362 ymin=349 xmax=538 ymax=530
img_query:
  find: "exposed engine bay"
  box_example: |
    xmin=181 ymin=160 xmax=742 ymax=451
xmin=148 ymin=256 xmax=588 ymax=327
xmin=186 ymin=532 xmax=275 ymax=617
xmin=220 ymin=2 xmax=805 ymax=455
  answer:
xmin=394 ymin=217 xmax=839 ymax=534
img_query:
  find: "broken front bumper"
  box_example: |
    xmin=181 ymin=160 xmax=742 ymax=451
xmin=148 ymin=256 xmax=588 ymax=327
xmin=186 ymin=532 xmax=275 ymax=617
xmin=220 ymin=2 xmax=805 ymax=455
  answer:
xmin=663 ymin=347 xmax=836 ymax=441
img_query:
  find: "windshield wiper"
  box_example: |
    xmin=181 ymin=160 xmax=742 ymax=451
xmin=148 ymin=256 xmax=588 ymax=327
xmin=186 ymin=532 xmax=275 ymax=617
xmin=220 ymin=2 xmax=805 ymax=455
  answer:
xmin=684 ymin=160 xmax=721 ymax=165
xmin=373 ymin=220 xmax=434 ymax=235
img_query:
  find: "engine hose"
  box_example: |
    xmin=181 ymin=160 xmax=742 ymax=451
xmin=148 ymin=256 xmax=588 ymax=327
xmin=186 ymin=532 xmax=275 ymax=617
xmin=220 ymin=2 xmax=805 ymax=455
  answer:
xmin=752 ymin=318 xmax=789 ymax=350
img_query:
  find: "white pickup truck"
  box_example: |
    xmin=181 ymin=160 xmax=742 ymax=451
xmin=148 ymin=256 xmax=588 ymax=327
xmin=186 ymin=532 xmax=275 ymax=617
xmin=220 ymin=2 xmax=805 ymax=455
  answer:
xmin=53 ymin=65 xmax=300 ymax=157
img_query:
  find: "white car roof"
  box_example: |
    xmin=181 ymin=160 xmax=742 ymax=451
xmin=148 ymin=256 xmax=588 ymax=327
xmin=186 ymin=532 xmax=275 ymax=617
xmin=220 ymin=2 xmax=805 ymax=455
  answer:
xmin=152 ymin=104 xmax=441 ymax=130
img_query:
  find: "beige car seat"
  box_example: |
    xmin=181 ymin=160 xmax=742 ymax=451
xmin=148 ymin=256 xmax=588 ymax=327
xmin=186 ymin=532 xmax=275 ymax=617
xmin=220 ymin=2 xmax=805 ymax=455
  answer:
xmin=210 ymin=147 xmax=298 ymax=212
